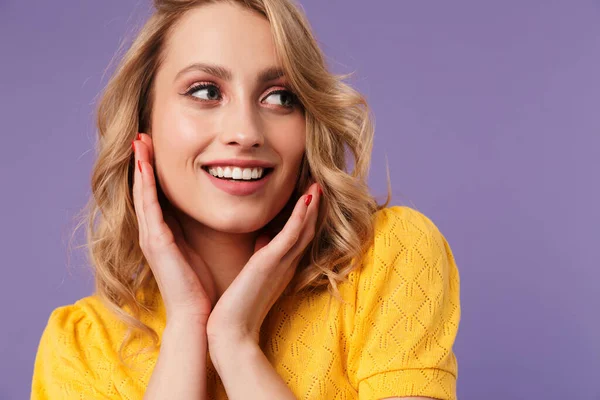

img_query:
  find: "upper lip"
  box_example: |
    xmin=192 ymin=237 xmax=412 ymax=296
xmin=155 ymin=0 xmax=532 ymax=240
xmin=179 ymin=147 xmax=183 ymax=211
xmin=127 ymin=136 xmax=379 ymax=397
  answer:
xmin=202 ymin=159 xmax=275 ymax=169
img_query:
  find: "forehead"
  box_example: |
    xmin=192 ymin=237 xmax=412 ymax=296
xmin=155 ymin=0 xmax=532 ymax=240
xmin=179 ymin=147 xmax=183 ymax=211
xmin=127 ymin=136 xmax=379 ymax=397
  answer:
xmin=161 ymin=3 xmax=280 ymax=79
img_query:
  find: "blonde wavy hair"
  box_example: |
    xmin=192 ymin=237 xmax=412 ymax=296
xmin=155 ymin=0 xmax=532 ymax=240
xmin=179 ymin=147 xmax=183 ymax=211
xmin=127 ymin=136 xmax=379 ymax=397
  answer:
xmin=72 ymin=0 xmax=390 ymax=364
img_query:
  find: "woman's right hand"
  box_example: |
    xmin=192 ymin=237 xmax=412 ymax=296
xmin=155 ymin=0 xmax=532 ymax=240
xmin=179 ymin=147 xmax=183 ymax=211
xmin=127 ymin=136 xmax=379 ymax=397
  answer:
xmin=132 ymin=133 xmax=212 ymax=325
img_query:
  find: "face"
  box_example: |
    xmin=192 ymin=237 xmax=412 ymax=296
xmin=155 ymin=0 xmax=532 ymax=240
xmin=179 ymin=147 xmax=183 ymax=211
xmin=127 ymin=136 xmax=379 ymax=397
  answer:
xmin=150 ymin=2 xmax=306 ymax=234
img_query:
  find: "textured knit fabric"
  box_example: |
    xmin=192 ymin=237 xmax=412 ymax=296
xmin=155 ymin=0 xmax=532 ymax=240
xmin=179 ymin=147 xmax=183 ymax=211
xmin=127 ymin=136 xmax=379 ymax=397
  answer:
xmin=31 ymin=206 xmax=461 ymax=400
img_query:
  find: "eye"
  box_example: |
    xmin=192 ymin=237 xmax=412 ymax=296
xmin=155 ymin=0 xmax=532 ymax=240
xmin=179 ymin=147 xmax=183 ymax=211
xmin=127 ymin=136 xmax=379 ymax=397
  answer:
xmin=184 ymin=83 xmax=222 ymax=101
xmin=262 ymin=90 xmax=298 ymax=108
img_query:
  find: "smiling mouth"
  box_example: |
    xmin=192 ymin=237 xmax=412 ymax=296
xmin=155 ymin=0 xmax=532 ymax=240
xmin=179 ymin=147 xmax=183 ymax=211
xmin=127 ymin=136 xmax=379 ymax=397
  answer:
xmin=201 ymin=166 xmax=274 ymax=181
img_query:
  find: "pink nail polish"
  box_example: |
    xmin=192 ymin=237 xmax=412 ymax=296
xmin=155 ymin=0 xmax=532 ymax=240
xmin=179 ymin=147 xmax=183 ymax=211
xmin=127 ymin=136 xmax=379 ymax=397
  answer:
xmin=305 ymin=194 xmax=313 ymax=206
xmin=138 ymin=160 xmax=142 ymax=173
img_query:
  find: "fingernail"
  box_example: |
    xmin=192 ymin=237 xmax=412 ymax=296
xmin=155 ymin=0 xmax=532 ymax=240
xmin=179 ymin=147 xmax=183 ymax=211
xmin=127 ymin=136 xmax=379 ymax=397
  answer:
xmin=137 ymin=133 xmax=142 ymax=140
xmin=318 ymin=185 xmax=323 ymax=196
xmin=305 ymin=194 xmax=312 ymax=206
xmin=138 ymin=160 xmax=142 ymax=173
xmin=131 ymin=140 xmax=136 ymax=153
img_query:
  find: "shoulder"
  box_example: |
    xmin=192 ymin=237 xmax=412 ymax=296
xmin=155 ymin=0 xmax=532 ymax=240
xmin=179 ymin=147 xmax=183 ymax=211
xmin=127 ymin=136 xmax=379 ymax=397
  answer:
xmin=352 ymin=205 xmax=460 ymax=303
xmin=34 ymin=295 xmax=117 ymax=364
xmin=372 ymin=205 xmax=446 ymax=242
xmin=31 ymin=295 xmax=115 ymax=398
xmin=41 ymin=295 xmax=102 ymax=337
xmin=350 ymin=205 xmax=461 ymax=339
xmin=32 ymin=292 xmax=163 ymax=398
xmin=37 ymin=290 xmax=163 ymax=353
xmin=35 ymin=292 xmax=155 ymax=367
xmin=347 ymin=206 xmax=461 ymax=398
xmin=45 ymin=294 xmax=119 ymax=332
xmin=32 ymin=292 xmax=162 ymax=398
xmin=374 ymin=205 xmax=456 ymax=262
xmin=360 ymin=205 xmax=458 ymax=276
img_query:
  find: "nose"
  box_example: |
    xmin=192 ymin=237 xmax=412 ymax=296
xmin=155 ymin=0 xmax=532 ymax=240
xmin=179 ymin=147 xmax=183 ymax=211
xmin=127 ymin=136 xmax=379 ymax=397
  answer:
xmin=219 ymin=100 xmax=264 ymax=149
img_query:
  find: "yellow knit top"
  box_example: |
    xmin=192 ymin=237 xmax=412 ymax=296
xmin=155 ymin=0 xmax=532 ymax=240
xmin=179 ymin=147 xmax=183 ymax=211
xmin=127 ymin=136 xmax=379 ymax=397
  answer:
xmin=31 ymin=206 xmax=461 ymax=400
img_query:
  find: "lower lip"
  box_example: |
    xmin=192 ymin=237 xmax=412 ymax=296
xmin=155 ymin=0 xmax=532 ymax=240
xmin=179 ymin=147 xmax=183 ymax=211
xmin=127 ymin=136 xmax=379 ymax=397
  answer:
xmin=203 ymin=168 xmax=272 ymax=196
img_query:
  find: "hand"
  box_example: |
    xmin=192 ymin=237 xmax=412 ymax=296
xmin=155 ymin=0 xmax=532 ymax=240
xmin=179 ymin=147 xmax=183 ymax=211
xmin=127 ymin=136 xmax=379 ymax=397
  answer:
xmin=205 ymin=182 xmax=321 ymax=347
xmin=132 ymin=133 xmax=212 ymax=324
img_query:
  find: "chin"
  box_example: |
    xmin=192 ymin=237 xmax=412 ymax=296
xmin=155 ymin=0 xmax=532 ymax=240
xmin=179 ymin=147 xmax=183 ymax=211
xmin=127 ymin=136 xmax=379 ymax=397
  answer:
xmin=160 ymin=173 xmax=296 ymax=235
xmin=198 ymin=204 xmax=276 ymax=234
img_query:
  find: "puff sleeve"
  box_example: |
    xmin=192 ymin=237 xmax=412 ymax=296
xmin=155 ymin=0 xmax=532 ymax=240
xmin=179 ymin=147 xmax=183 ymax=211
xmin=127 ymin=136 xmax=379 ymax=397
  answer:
xmin=31 ymin=304 xmax=110 ymax=399
xmin=347 ymin=206 xmax=461 ymax=400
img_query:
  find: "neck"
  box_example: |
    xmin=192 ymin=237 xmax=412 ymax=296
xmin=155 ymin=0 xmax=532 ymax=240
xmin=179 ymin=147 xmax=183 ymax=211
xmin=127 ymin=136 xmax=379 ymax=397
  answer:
xmin=173 ymin=208 xmax=258 ymax=308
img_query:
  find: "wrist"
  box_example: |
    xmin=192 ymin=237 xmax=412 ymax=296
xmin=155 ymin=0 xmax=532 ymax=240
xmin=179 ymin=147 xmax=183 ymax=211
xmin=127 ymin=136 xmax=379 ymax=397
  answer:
xmin=165 ymin=314 xmax=209 ymax=334
xmin=208 ymin=337 xmax=260 ymax=375
xmin=207 ymin=329 xmax=257 ymax=352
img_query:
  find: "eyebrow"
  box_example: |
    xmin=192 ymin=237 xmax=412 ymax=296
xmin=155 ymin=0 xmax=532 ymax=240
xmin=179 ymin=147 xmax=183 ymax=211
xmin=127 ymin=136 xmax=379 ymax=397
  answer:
xmin=174 ymin=63 xmax=285 ymax=83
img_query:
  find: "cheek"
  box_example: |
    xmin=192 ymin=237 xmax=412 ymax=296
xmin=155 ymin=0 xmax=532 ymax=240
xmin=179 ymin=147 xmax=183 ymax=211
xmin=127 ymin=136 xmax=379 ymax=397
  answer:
xmin=153 ymin=103 xmax=215 ymax=154
xmin=274 ymin=120 xmax=306 ymax=168
xmin=269 ymin=121 xmax=306 ymax=209
xmin=151 ymin=102 xmax=216 ymax=208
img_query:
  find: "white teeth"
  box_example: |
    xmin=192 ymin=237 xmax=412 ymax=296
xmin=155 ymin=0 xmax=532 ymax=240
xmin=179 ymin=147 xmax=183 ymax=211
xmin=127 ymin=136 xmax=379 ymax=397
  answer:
xmin=206 ymin=166 xmax=266 ymax=180
xmin=232 ymin=167 xmax=242 ymax=179
xmin=231 ymin=167 xmax=242 ymax=179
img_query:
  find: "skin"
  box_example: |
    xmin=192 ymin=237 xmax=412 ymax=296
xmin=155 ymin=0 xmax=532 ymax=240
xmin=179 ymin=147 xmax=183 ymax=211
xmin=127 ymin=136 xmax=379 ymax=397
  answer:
xmin=132 ymin=3 xmax=318 ymax=399
xmin=131 ymin=2 xmax=436 ymax=400
xmin=149 ymin=2 xmax=307 ymax=308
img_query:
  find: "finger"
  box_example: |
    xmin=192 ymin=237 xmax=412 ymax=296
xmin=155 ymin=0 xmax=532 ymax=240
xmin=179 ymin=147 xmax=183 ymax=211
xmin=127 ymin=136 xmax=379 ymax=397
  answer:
xmin=263 ymin=184 xmax=316 ymax=259
xmin=139 ymin=160 xmax=172 ymax=248
xmin=163 ymin=207 xmax=183 ymax=241
xmin=134 ymin=135 xmax=156 ymax=242
xmin=163 ymin=207 xmax=190 ymax=256
xmin=131 ymin=137 xmax=148 ymax=236
xmin=138 ymin=163 xmax=206 ymax=306
xmin=282 ymin=183 xmax=320 ymax=264
xmin=138 ymin=133 xmax=155 ymax=163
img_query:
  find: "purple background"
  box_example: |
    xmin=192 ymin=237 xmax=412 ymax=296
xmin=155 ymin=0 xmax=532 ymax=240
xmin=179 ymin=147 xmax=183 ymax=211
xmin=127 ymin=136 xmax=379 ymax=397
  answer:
xmin=1 ymin=1 xmax=599 ymax=399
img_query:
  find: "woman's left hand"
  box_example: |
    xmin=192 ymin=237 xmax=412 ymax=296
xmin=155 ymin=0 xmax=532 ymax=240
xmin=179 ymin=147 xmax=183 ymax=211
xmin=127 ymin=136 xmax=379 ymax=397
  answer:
xmin=205 ymin=182 xmax=321 ymax=348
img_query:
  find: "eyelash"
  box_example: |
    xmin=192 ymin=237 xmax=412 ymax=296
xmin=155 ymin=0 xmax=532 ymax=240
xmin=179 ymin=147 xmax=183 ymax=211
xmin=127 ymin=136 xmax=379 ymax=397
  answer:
xmin=183 ymin=82 xmax=299 ymax=109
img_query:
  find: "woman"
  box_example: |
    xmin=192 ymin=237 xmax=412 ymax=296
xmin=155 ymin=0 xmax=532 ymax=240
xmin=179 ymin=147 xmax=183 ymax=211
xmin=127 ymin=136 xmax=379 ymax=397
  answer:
xmin=31 ymin=0 xmax=461 ymax=399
